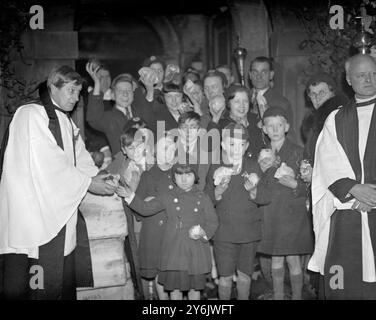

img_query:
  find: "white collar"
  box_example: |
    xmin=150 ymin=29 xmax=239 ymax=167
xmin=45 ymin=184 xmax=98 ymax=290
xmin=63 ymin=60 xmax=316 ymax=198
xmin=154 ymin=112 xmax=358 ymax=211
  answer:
xmin=170 ymin=111 xmax=180 ymax=122
xmin=180 ymin=138 xmax=197 ymax=154
xmin=257 ymin=88 xmax=268 ymax=96
xmin=355 ymin=93 xmax=376 ymax=104
xmin=252 ymin=87 xmax=269 ymax=99
xmin=116 ymin=105 xmax=132 ymax=117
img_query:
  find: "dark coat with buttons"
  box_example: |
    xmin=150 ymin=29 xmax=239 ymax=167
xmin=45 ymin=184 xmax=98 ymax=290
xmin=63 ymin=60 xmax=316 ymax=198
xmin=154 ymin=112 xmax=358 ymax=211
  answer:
xmin=254 ymin=138 xmax=314 ymax=255
xmin=129 ymin=185 xmax=219 ymax=275
xmin=205 ymin=155 xmax=263 ymax=243
xmin=135 ymin=165 xmax=174 ymax=276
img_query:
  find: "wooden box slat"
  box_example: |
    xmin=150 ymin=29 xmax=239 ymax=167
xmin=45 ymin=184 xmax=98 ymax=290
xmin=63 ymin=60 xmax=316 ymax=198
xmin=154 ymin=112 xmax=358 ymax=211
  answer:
xmin=78 ymin=237 xmax=127 ymax=289
xmin=80 ymin=193 xmax=128 ymax=239
xmin=77 ymin=281 xmax=134 ymax=300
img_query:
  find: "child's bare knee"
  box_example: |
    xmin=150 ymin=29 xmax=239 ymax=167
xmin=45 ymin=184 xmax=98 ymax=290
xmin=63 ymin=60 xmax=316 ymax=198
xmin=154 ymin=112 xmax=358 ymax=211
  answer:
xmin=237 ymin=270 xmax=251 ymax=283
xmin=272 ymin=256 xmax=284 ymax=269
xmin=286 ymin=255 xmax=302 ymax=274
xmin=219 ymin=275 xmax=233 ymax=287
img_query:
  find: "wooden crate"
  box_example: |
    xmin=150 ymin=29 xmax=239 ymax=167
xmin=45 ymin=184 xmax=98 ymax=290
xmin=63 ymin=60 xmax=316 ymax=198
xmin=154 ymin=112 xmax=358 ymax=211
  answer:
xmin=77 ymin=193 xmax=134 ymax=299
xmin=78 ymin=237 xmax=127 ymax=289
xmin=77 ymin=280 xmax=134 ymax=300
xmin=80 ymin=193 xmax=128 ymax=239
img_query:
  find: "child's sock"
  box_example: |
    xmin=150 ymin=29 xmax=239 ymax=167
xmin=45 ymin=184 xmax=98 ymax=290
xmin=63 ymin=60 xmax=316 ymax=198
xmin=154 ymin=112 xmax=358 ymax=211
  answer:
xmin=271 ymin=267 xmax=285 ymax=300
xmin=236 ymin=273 xmax=251 ymax=300
xmin=218 ymin=276 xmax=232 ymax=300
xmin=141 ymin=278 xmax=151 ymax=300
xmin=290 ymin=272 xmax=303 ymax=300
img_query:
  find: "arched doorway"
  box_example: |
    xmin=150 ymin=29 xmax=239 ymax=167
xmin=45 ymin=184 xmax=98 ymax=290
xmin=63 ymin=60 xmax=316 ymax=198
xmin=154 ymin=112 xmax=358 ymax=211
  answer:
xmin=74 ymin=13 xmax=167 ymax=152
xmin=75 ymin=15 xmax=165 ymax=79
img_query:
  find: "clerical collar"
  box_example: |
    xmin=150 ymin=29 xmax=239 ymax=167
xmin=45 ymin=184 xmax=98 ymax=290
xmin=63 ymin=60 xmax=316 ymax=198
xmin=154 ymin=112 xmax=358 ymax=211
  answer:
xmin=50 ymin=97 xmax=71 ymax=115
xmin=355 ymin=94 xmax=376 ymax=107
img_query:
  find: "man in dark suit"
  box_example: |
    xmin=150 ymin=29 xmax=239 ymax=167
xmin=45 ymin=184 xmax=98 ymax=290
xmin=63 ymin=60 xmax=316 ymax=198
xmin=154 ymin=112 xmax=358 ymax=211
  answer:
xmin=86 ymin=62 xmax=149 ymax=155
xmin=249 ymin=56 xmax=297 ymax=143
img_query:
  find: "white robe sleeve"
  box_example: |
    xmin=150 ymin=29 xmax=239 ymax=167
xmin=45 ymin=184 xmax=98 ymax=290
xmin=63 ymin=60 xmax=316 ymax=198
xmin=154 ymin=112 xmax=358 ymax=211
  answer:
xmin=0 ymin=105 xmax=96 ymax=251
xmin=308 ymin=109 xmax=354 ymax=274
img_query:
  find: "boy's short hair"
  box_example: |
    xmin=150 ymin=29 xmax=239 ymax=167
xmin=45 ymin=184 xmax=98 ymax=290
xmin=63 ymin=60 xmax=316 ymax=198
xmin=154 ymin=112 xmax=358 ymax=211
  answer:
xmin=178 ymin=111 xmax=201 ymax=128
xmin=222 ymin=122 xmax=249 ymax=141
xmin=249 ymin=56 xmax=274 ymax=72
xmin=203 ymin=70 xmax=228 ymax=88
xmin=171 ymin=163 xmax=199 ymax=184
xmin=98 ymin=64 xmax=110 ymax=73
xmin=142 ymin=55 xmax=166 ymax=70
xmin=183 ymin=68 xmax=201 ymax=83
xmin=120 ymin=127 xmax=139 ymax=149
xmin=122 ymin=117 xmax=147 ymax=133
xmin=111 ymin=73 xmax=135 ymax=90
xmin=262 ymin=106 xmax=289 ymax=124
xmin=216 ymin=64 xmax=230 ymax=71
xmin=47 ymin=65 xmax=83 ymax=89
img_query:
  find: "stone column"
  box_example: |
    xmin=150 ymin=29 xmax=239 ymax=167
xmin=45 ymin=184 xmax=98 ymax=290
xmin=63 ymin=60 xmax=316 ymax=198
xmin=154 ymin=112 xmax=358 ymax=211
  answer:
xmin=15 ymin=5 xmax=84 ymax=139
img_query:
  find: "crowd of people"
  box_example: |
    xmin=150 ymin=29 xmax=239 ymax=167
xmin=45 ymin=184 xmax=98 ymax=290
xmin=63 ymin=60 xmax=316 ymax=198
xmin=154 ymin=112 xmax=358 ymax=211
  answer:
xmin=0 ymin=51 xmax=376 ymax=301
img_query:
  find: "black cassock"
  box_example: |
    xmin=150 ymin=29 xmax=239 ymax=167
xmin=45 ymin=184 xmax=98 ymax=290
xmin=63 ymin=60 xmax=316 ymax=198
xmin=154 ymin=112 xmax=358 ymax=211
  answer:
xmin=321 ymin=99 xmax=376 ymax=299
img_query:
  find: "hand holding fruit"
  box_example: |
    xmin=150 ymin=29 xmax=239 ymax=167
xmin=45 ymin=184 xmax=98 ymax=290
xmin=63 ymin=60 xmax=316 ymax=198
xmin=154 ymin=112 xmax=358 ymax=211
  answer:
xmin=189 ymin=225 xmax=207 ymax=240
xmin=215 ymin=178 xmax=230 ymax=200
xmin=300 ymin=160 xmax=313 ymax=183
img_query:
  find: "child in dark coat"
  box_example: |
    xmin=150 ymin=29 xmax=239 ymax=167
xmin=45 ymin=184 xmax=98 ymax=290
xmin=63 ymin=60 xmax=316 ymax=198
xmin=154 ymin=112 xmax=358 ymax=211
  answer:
xmin=175 ymin=111 xmax=211 ymax=191
xmin=134 ymin=135 xmax=177 ymax=300
xmin=117 ymin=163 xmax=218 ymax=300
xmin=250 ymin=107 xmax=314 ymax=300
xmin=205 ymin=122 xmax=262 ymax=300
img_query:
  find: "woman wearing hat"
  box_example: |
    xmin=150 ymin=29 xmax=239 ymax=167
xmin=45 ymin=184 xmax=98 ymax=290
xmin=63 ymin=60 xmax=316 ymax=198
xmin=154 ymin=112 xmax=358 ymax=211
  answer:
xmin=301 ymin=72 xmax=349 ymax=181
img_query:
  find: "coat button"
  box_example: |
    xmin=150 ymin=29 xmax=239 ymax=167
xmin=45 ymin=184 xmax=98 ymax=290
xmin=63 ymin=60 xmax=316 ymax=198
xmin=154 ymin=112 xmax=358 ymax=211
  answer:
xmin=159 ymin=220 xmax=163 ymax=226
xmin=169 ymin=185 xmax=173 ymax=190
xmin=197 ymin=201 xmax=200 ymax=205
xmin=194 ymin=208 xmax=198 ymax=212
xmin=176 ymin=206 xmax=181 ymax=211
xmin=174 ymin=198 xmax=178 ymax=203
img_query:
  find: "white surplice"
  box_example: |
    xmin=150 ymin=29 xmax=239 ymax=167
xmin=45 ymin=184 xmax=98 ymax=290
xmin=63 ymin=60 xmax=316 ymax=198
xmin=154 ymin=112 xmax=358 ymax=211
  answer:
xmin=0 ymin=103 xmax=98 ymax=259
xmin=308 ymin=97 xmax=376 ymax=282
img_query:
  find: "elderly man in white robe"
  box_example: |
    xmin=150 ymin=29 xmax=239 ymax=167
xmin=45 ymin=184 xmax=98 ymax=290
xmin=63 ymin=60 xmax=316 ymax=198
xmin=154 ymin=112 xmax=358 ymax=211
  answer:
xmin=308 ymin=54 xmax=376 ymax=299
xmin=0 ymin=65 xmax=117 ymax=300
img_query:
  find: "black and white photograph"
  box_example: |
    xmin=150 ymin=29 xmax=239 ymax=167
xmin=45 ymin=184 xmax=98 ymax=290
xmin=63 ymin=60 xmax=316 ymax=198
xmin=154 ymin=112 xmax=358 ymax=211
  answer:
xmin=0 ymin=0 xmax=376 ymax=305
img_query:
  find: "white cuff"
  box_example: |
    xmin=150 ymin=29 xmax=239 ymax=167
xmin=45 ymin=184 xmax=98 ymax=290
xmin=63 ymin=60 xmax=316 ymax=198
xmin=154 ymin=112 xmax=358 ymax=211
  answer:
xmin=124 ymin=191 xmax=135 ymax=205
